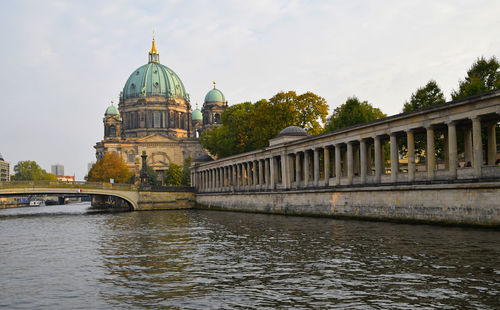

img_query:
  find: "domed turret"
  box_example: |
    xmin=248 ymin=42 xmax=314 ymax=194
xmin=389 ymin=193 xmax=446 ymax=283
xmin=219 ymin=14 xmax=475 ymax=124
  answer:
xmin=204 ymin=88 xmax=225 ymax=103
xmin=202 ymin=81 xmax=227 ymax=127
xmin=192 ymin=108 xmax=202 ymax=121
xmin=105 ymin=104 xmax=119 ymax=116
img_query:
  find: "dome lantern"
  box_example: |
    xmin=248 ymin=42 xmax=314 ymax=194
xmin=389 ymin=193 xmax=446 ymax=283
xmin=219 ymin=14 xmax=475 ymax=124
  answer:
xmin=148 ymin=31 xmax=160 ymax=63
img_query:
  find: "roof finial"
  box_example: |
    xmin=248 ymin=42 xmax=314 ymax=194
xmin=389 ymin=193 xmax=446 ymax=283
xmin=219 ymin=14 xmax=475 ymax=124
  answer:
xmin=150 ymin=30 xmax=158 ymax=55
xmin=111 ymin=100 xmax=114 ymax=106
xmin=213 ymin=81 xmax=216 ymax=89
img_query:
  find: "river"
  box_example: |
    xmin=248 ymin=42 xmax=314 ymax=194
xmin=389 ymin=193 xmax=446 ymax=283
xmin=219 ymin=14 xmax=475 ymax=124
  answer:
xmin=0 ymin=202 xmax=498 ymax=309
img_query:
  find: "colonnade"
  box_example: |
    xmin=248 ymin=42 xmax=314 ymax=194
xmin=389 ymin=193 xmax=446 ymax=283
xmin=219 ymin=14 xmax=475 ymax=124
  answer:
xmin=192 ymin=94 xmax=500 ymax=192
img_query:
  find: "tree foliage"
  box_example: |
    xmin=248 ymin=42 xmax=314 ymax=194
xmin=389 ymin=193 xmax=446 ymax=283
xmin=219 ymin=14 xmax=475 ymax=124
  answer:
xmin=324 ymin=96 xmax=386 ymax=132
xmin=12 ymin=161 xmax=57 ymax=181
xmin=403 ymin=80 xmax=446 ymax=112
xmin=164 ymin=163 xmax=183 ymax=186
xmin=87 ymin=153 xmax=131 ymax=183
xmin=200 ymin=91 xmax=328 ymax=158
xmin=451 ymin=56 xmax=500 ymax=100
xmin=181 ymin=157 xmax=192 ymax=186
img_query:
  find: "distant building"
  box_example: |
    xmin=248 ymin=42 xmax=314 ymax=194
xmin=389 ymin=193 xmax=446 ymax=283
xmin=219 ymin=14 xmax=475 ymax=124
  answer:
xmin=51 ymin=164 xmax=64 ymax=176
xmin=0 ymin=153 xmax=10 ymax=182
xmin=56 ymin=175 xmax=75 ymax=182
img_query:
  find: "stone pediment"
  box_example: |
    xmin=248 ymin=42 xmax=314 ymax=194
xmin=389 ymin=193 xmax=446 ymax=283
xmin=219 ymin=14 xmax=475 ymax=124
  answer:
xmin=137 ymin=134 xmax=179 ymax=143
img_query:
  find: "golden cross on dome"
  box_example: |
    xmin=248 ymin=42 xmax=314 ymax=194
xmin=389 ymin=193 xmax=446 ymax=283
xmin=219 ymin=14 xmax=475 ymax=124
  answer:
xmin=195 ymin=102 xmax=199 ymax=108
xmin=152 ymin=30 xmax=155 ymax=40
xmin=213 ymin=81 xmax=216 ymax=89
xmin=111 ymin=100 xmax=114 ymax=105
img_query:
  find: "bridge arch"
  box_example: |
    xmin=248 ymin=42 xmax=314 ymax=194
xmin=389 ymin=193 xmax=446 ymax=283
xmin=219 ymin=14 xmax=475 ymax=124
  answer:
xmin=0 ymin=182 xmax=140 ymax=210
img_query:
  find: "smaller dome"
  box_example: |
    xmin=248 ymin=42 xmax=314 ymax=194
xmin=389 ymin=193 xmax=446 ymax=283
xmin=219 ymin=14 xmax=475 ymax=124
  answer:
xmin=204 ymin=88 xmax=225 ymax=103
xmin=277 ymin=126 xmax=308 ymax=137
xmin=194 ymin=154 xmax=213 ymax=162
xmin=192 ymin=109 xmax=202 ymax=121
xmin=105 ymin=105 xmax=119 ymax=116
xmin=0 ymin=153 xmax=4 ymax=161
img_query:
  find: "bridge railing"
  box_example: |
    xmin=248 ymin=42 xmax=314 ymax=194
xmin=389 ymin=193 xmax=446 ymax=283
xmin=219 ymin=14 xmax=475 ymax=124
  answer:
xmin=0 ymin=181 xmax=138 ymax=191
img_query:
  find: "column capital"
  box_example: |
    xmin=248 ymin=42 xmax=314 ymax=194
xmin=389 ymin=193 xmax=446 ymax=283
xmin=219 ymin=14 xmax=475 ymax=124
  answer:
xmin=425 ymin=124 xmax=435 ymax=130
xmin=445 ymin=120 xmax=457 ymax=125
xmin=470 ymin=115 xmax=481 ymax=121
xmin=405 ymin=128 xmax=416 ymax=134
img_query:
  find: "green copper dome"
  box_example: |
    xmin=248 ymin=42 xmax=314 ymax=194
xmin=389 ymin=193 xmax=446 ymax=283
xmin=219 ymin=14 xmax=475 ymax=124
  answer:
xmin=122 ymin=62 xmax=189 ymax=101
xmin=105 ymin=105 xmax=119 ymax=115
xmin=192 ymin=108 xmax=202 ymax=121
xmin=204 ymin=88 xmax=225 ymax=103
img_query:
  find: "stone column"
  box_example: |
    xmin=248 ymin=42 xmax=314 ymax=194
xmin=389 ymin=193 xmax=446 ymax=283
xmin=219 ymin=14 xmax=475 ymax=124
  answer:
xmin=295 ymin=152 xmax=301 ymax=188
xmin=270 ymin=157 xmax=276 ymax=189
xmin=360 ymin=139 xmax=367 ymax=184
xmin=252 ymin=160 xmax=257 ymax=189
xmin=390 ymin=133 xmax=398 ymax=183
xmin=246 ymin=162 xmax=251 ymax=189
xmin=281 ymin=153 xmax=289 ymax=189
xmin=426 ymin=126 xmax=435 ymax=180
xmin=347 ymin=142 xmax=353 ymax=184
xmin=447 ymin=121 xmax=457 ymax=179
xmin=313 ymin=148 xmax=320 ymax=187
xmin=304 ymin=150 xmax=310 ymax=187
xmin=324 ymin=146 xmax=330 ymax=186
xmin=464 ymin=127 xmax=473 ymax=165
xmin=236 ymin=164 xmax=241 ymax=190
xmin=407 ymin=130 xmax=416 ymax=182
xmin=487 ymin=122 xmax=497 ymax=165
xmin=335 ymin=144 xmax=341 ymax=185
xmin=265 ymin=159 xmax=270 ymax=189
xmin=472 ymin=116 xmax=483 ymax=178
xmin=258 ymin=160 xmax=264 ymax=189
xmin=374 ymin=136 xmax=382 ymax=183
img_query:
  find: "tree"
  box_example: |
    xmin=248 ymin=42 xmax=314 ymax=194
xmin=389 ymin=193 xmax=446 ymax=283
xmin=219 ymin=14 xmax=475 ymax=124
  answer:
xmin=200 ymin=91 xmax=328 ymax=158
xmin=403 ymin=80 xmax=446 ymax=112
xmin=87 ymin=153 xmax=131 ymax=183
xmin=451 ymin=56 xmax=500 ymax=100
xmin=324 ymin=96 xmax=386 ymax=132
xmin=181 ymin=157 xmax=192 ymax=186
xmin=164 ymin=163 xmax=183 ymax=186
xmin=12 ymin=161 xmax=57 ymax=181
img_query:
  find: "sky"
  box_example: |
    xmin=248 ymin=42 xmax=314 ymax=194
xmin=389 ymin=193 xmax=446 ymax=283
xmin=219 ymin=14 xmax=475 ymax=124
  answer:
xmin=1 ymin=0 xmax=499 ymax=180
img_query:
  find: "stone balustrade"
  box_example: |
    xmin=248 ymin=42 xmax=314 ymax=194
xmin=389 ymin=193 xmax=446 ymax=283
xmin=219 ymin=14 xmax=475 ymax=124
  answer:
xmin=192 ymin=91 xmax=500 ymax=192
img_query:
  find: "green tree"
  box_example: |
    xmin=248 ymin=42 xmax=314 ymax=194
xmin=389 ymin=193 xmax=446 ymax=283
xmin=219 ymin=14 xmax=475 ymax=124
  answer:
xmin=324 ymin=96 xmax=386 ymax=132
xmin=200 ymin=91 xmax=328 ymax=158
xmin=451 ymin=56 xmax=500 ymax=100
xmin=181 ymin=157 xmax=192 ymax=186
xmin=400 ymin=81 xmax=447 ymax=160
xmin=164 ymin=163 xmax=183 ymax=186
xmin=403 ymin=80 xmax=446 ymax=112
xmin=87 ymin=153 xmax=131 ymax=183
xmin=13 ymin=161 xmax=57 ymax=181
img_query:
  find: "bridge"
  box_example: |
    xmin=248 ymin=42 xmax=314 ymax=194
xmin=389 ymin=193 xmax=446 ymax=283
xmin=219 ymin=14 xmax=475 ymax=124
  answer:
xmin=0 ymin=181 xmax=194 ymax=210
xmin=191 ymin=91 xmax=500 ymax=226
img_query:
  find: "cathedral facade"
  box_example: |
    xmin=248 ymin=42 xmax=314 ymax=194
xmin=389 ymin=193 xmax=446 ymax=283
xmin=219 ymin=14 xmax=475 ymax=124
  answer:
xmin=94 ymin=37 xmax=227 ymax=177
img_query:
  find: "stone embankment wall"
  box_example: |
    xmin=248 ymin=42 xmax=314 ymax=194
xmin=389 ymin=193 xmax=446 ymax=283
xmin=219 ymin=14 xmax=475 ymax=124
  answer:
xmin=136 ymin=190 xmax=195 ymax=210
xmin=195 ymin=182 xmax=500 ymax=226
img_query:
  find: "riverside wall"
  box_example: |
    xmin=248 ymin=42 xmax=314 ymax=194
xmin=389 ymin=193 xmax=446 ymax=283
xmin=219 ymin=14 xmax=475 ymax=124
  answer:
xmin=195 ymin=182 xmax=500 ymax=226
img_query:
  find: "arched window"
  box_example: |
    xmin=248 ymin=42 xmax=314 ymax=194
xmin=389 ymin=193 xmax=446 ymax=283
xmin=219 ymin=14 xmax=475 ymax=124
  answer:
xmin=214 ymin=113 xmax=221 ymax=124
xmin=109 ymin=125 xmax=116 ymax=137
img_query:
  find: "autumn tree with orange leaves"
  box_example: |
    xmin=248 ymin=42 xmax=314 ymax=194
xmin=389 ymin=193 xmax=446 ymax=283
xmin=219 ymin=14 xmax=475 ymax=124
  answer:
xmin=87 ymin=153 xmax=131 ymax=183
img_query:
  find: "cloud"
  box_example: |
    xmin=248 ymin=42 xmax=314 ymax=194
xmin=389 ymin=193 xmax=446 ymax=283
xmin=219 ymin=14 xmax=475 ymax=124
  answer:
xmin=0 ymin=0 xmax=499 ymax=179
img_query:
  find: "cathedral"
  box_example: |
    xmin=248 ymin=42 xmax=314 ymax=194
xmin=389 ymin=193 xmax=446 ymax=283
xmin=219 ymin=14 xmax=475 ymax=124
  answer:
xmin=94 ymin=36 xmax=227 ymax=177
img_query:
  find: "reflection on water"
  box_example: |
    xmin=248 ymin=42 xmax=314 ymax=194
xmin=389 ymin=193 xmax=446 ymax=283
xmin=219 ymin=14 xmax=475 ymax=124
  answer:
xmin=0 ymin=202 xmax=499 ymax=309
